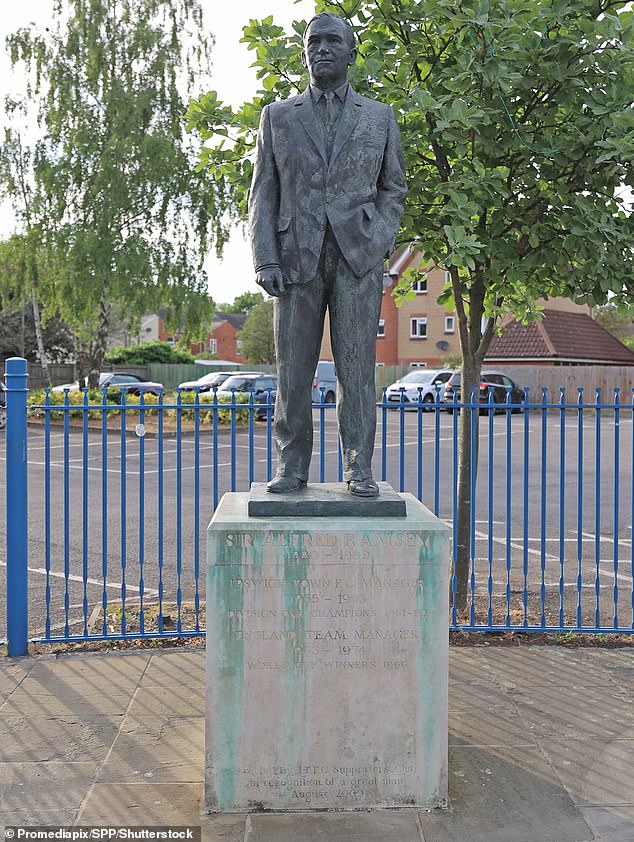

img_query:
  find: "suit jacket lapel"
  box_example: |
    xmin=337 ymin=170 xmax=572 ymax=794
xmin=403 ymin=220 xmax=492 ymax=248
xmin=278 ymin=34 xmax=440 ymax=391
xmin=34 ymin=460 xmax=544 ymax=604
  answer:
xmin=294 ymin=88 xmax=327 ymax=165
xmin=329 ymin=86 xmax=363 ymax=169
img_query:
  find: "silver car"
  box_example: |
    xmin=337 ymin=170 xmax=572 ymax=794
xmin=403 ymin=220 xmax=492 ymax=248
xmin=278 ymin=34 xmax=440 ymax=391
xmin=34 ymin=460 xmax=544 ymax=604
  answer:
xmin=177 ymin=371 xmax=235 ymax=392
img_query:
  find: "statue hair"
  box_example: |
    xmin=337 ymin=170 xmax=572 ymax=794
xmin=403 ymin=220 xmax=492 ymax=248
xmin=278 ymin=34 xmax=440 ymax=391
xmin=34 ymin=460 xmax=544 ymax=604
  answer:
xmin=304 ymin=12 xmax=355 ymax=49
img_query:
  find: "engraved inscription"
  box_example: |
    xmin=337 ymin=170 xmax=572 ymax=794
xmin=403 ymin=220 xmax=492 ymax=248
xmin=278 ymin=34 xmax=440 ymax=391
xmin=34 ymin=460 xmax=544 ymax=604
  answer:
xmin=219 ymin=532 xmax=427 ymax=678
xmin=215 ymin=763 xmax=418 ymax=805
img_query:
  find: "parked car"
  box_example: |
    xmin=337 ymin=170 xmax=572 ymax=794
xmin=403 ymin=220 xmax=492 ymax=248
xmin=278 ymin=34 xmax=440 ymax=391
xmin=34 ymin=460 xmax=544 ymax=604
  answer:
xmin=216 ymin=372 xmax=278 ymax=420
xmin=384 ymin=369 xmax=454 ymax=409
xmin=177 ymin=371 xmax=234 ymax=392
xmin=52 ymin=372 xmax=164 ymax=395
xmin=442 ymin=371 xmax=525 ymax=412
xmin=312 ymin=360 xmax=337 ymax=404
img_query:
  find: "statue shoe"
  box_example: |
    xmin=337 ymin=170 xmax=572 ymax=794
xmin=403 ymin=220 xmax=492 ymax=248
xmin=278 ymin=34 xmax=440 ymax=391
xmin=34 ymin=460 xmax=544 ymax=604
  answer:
xmin=266 ymin=475 xmax=307 ymax=494
xmin=347 ymin=478 xmax=379 ymax=498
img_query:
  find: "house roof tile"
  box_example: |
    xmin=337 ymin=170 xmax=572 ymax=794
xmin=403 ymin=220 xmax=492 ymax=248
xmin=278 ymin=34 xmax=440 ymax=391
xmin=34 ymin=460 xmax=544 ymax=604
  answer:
xmin=486 ymin=309 xmax=634 ymax=364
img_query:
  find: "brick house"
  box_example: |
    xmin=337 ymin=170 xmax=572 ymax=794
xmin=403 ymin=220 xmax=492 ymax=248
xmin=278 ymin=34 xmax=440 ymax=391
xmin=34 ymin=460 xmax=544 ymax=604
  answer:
xmin=187 ymin=312 xmax=247 ymax=363
xmin=155 ymin=310 xmax=247 ymax=364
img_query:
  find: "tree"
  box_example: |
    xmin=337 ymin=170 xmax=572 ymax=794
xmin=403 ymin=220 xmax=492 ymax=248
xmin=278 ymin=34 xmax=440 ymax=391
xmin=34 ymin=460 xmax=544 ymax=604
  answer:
xmin=0 ymin=137 xmax=56 ymax=385
xmin=3 ymin=0 xmax=230 ymax=386
xmin=105 ymin=340 xmax=194 ymax=365
xmin=187 ymin=0 xmax=634 ymax=610
xmin=217 ymin=291 xmax=265 ymax=314
xmin=240 ymin=299 xmax=275 ymax=364
xmin=593 ymin=303 xmax=634 ymax=344
xmin=0 ymin=299 xmax=74 ymax=363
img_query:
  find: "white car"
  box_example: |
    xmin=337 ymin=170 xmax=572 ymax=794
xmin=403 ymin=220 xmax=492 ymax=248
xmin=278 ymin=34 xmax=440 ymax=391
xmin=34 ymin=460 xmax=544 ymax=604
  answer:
xmin=384 ymin=369 xmax=454 ymax=410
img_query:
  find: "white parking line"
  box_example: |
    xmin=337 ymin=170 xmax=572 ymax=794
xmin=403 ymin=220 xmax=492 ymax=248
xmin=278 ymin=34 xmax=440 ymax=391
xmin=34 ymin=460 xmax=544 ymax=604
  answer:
xmin=581 ymin=531 xmax=632 ymax=548
xmin=468 ymin=528 xmax=633 ymax=584
xmin=0 ymin=558 xmax=158 ymax=595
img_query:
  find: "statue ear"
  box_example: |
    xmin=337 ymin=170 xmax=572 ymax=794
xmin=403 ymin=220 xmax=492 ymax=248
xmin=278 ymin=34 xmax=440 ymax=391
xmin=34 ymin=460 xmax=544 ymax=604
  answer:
xmin=301 ymin=50 xmax=308 ymax=69
xmin=348 ymin=47 xmax=357 ymax=66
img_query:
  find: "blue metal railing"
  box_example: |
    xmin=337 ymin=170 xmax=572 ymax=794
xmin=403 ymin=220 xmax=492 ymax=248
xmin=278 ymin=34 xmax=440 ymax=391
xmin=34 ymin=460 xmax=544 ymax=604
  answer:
xmin=3 ymin=358 xmax=633 ymax=647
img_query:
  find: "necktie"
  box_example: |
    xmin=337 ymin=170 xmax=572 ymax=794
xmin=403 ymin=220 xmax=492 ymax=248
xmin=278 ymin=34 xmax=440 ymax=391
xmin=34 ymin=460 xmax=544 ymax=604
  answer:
xmin=323 ymin=90 xmax=336 ymax=131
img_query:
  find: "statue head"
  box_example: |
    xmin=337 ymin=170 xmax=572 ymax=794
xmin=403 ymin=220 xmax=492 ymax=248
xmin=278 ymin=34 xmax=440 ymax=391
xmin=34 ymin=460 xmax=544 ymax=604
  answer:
xmin=301 ymin=12 xmax=357 ymax=90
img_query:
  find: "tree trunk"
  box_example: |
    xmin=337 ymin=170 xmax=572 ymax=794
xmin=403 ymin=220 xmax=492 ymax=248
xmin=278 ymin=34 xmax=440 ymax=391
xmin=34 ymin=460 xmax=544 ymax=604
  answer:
xmin=87 ymin=294 xmax=111 ymax=388
xmin=30 ymin=289 xmax=52 ymax=388
xmin=453 ymin=355 xmax=481 ymax=614
xmin=74 ymin=334 xmax=90 ymax=388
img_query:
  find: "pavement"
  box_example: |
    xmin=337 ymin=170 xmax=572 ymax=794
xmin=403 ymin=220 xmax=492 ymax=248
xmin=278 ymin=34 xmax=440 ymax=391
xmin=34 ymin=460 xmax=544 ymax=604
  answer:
xmin=0 ymin=644 xmax=633 ymax=842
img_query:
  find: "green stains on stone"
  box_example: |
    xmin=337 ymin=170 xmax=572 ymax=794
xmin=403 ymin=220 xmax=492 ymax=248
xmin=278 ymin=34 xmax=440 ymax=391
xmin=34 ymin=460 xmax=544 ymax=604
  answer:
xmin=208 ymin=531 xmax=266 ymax=811
xmin=281 ymin=530 xmax=312 ymax=807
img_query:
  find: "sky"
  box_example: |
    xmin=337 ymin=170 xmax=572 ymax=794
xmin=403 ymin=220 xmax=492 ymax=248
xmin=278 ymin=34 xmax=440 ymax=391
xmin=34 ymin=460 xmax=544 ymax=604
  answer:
xmin=0 ymin=0 xmax=317 ymax=305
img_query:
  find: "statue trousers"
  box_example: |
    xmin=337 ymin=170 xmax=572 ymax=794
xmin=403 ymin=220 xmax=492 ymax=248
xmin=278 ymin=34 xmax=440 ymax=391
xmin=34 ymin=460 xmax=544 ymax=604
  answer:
xmin=273 ymin=224 xmax=383 ymax=482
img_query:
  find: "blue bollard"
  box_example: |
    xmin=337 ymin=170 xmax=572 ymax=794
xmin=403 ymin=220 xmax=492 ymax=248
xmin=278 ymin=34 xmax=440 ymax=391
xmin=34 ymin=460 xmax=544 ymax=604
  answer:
xmin=5 ymin=357 xmax=29 ymax=656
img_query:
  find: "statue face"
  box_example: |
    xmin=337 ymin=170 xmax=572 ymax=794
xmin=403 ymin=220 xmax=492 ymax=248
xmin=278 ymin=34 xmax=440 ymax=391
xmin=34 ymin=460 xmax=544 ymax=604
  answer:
xmin=301 ymin=17 xmax=356 ymax=89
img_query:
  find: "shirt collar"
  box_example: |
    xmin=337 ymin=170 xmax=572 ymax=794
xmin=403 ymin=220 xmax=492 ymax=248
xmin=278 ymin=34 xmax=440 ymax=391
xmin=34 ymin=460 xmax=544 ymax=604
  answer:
xmin=310 ymin=82 xmax=349 ymax=103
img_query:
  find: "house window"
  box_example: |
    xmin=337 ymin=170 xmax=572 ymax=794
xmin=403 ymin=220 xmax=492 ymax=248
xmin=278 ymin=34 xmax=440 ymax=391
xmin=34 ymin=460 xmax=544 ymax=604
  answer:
xmin=412 ymin=275 xmax=428 ymax=294
xmin=208 ymin=338 xmax=217 ymax=354
xmin=410 ymin=361 xmax=427 ymax=368
xmin=410 ymin=317 xmax=427 ymax=339
xmin=166 ymin=336 xmax=175 ymax=346
xmin=236 ymin=339 xmax=243 ymax=354
xmin=444 ymin=315 xmax=455 ymax=333
xmin=444 ymin=270 xmax=451 ymax=284
xmin=377 ymin=319 xmax=385 ymax=337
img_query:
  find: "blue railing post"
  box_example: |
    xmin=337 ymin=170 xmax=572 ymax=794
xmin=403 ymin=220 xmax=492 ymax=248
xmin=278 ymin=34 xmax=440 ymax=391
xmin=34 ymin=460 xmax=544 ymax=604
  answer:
xmin=5 ymin=357 xmax=29 ymax=656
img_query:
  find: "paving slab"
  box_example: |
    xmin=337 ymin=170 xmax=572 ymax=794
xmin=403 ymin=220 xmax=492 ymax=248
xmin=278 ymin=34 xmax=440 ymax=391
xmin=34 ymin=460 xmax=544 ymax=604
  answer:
xmin=0 ymin=714 xmax=122 ymax=763
xmin=13 ymin=652 xmax=151 ymax=692
xmin=0 ymin=762 xmax=97 ymax=815
xmin=0 ymin=659 xmax=37 ymax=704
xmin=448 ymin=710 xmax=530 ymax=749
xmin=540 ymin=737 xmax=634 ymax=805
xmin=141 ymin=651 xmax=205 ymax=688
xmin=1 ymin=688 xmax=134 ymax=717
xmin=78 ymin=782 xmax=205 ymax=825
xmin=244 ymin=810 xmax=424 ymax=841
xmin=575 ymin=649 xmax=634 ymax=691
xmin=127 ymin=685 xmax=203 ymax=718
xmin=0 ymin=810 xmax=77 ymax=830
xmin=417 ymin=745 xmax=595 ymax=842
xmin=449 ymin=681 xmax=527 ymax=747
xmin=581 ymin=806 xmax=634 ymax=842
xmin=482 ymin=646 xmax=627 ymax=690
xmin=97 ymin=716 xmax=203 ymax=783
xmin=447 ymin=648 xmax=494 ymax=684
xmin=514 ymin=682 xmax=634 ymax=740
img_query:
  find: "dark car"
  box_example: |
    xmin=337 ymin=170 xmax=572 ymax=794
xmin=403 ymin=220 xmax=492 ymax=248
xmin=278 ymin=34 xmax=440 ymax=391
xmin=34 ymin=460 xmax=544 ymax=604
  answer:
xmin=442 ymin=371 xmax=525 ymax=413
xmin=98 ymin=372 xmax=164 ymax=395
xmin=52 ymin=372 xmax=165 ymax=395
xmin=216 ymin=373 xmax=278 ymax=420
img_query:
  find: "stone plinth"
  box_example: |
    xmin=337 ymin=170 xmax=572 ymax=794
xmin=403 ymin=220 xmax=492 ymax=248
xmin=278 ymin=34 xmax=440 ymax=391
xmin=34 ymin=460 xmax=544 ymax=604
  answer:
xmin=205 ymin=492 xmax=449 ymax=813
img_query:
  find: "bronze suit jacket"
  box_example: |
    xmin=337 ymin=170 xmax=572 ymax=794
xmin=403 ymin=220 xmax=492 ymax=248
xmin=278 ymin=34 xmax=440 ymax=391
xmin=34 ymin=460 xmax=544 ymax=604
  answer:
xmin=249 ymin=86 xmax=407 ymax=283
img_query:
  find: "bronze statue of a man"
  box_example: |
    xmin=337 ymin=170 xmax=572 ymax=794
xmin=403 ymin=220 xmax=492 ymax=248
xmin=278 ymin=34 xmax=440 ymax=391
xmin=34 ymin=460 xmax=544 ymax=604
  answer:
xmin=249 ymin=11 xmax=407 ymax=497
